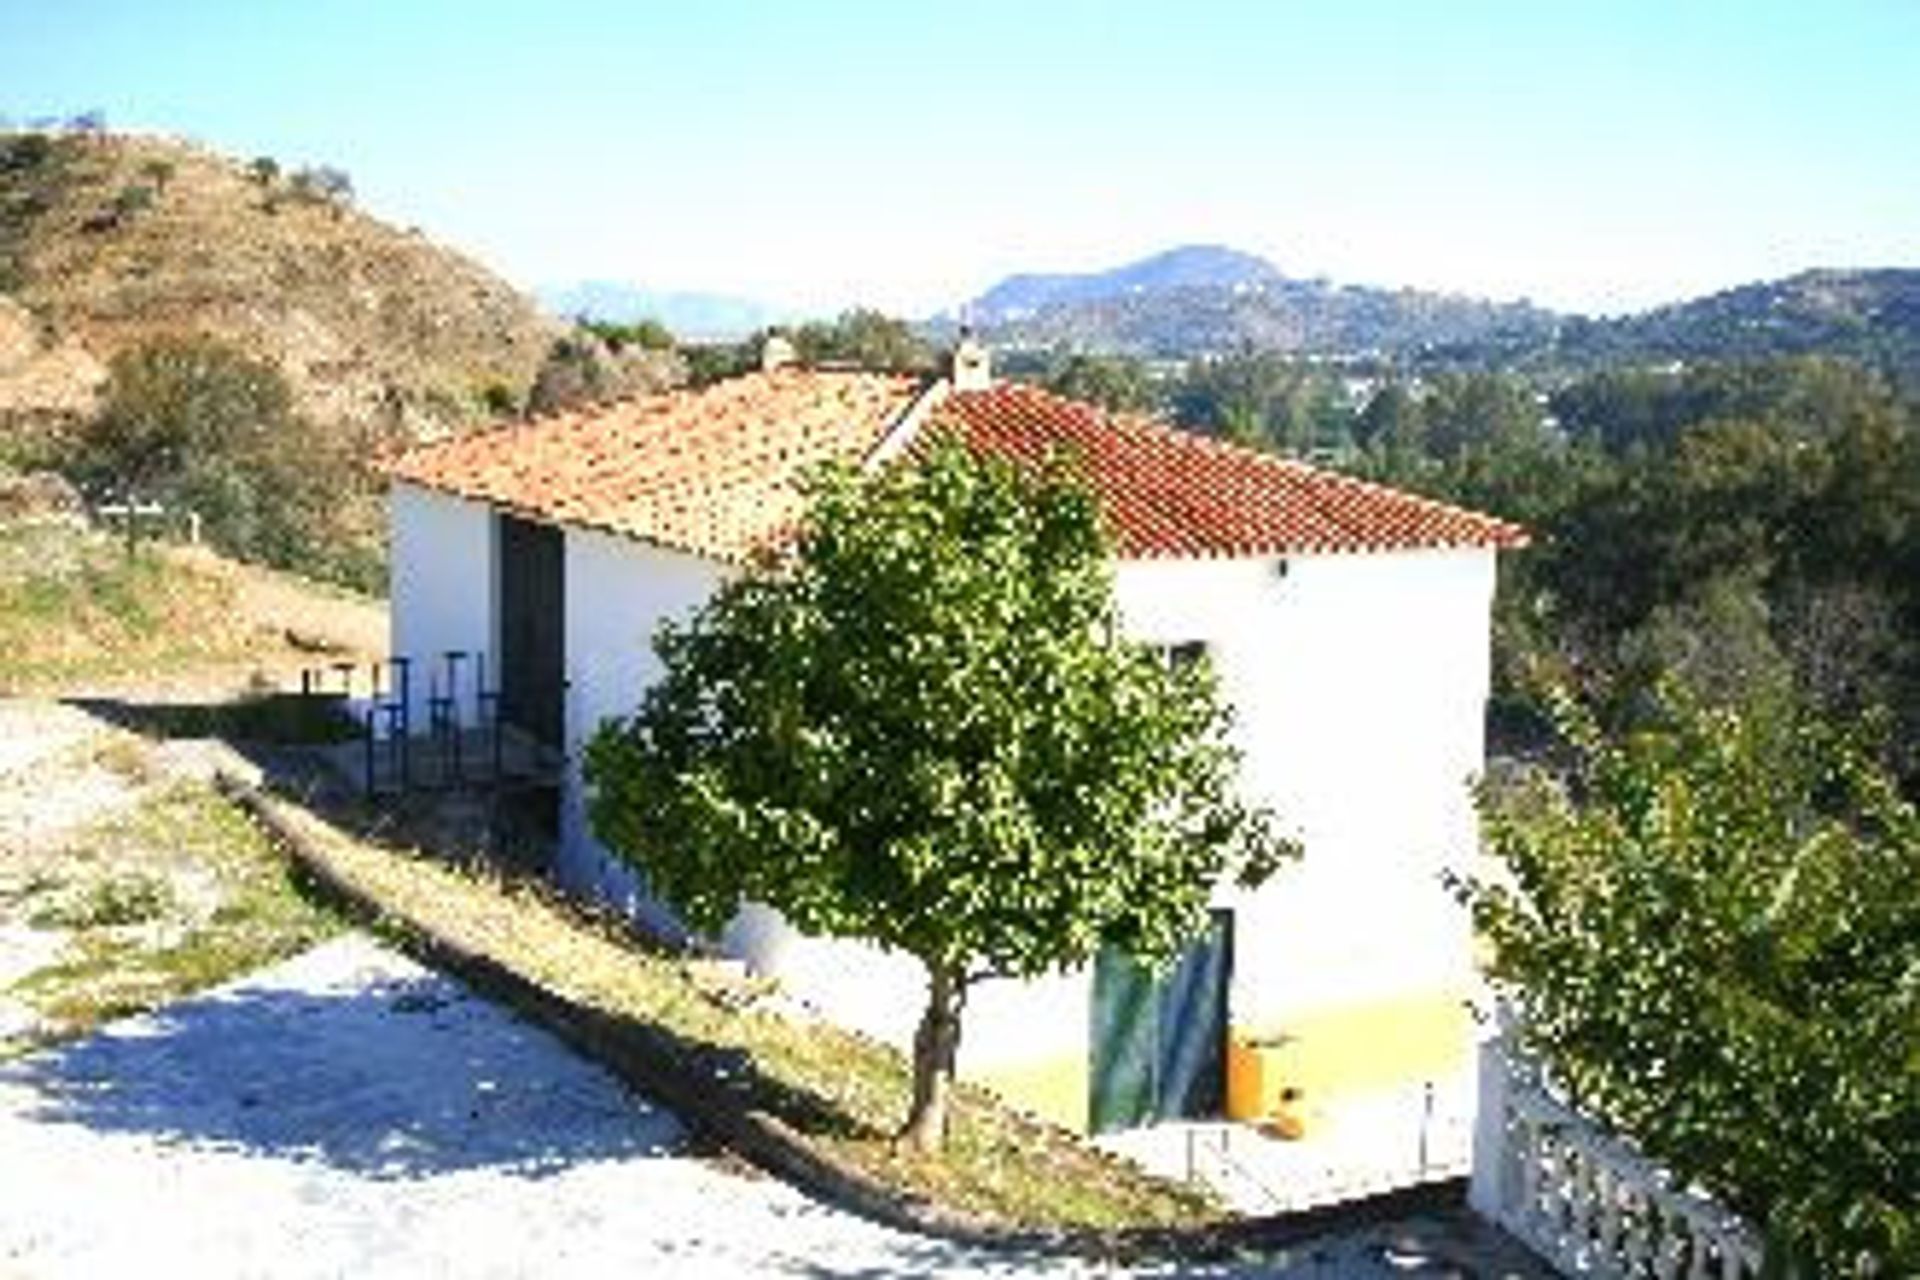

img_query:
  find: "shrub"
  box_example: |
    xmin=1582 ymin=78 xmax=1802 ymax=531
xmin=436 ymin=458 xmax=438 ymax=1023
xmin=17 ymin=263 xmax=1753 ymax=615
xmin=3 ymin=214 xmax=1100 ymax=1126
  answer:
xmin=479 ymin=381 xmax=520 ymax=418
xmin=31 ymin=874 xmax=175 ymax=929
xmin=68 ymin=335 xmax=372 ymax=584
xmin=288 ymin=164 xmax=352 ymax=206
xmin=109 ymin=183 xmax=154 ymax=219
xmin=1467 ymin=687 xmax=1919 ymax=1274
xmin=525 ymin=333 xmax=613 ymax=415
xmin=581 ymin=318 xmax=675 ymax=353
xmin=1 ymin=132 xmax=54 ymax=172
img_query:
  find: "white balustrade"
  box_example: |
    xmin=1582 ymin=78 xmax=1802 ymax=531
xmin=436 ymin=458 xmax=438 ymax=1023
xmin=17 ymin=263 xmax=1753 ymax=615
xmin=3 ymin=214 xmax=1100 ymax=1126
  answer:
xmin=1469 ymin=1017 xmax=1765 ymax=1279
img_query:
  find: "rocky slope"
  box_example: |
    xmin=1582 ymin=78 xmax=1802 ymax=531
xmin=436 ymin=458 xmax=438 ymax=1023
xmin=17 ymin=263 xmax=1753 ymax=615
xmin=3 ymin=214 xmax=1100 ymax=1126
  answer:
xmin=0 ymin=129 xmax=560 ymax=439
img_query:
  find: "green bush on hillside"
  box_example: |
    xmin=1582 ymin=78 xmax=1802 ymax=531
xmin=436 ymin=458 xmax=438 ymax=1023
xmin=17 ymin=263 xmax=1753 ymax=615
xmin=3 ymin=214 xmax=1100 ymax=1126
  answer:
xmin=66 ymin=334 xmax=378 ymax=588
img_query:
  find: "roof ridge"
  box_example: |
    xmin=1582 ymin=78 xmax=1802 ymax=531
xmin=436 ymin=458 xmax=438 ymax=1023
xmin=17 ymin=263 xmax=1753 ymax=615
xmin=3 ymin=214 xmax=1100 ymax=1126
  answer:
xmin=860 ymin=375 xmax=949 ymax=472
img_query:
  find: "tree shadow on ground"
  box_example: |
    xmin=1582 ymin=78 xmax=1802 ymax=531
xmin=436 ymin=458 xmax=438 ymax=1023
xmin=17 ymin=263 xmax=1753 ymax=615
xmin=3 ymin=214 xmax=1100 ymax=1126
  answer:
xmin=55 ymin=693 xmax=923 ymax=1151
xmin=69 ymin=691 xmax=361 ymax=749
xmin=66 ymin=693 xmax=565 ymax=878
xmin=0 ymin=941 xmax=686 ymax=1180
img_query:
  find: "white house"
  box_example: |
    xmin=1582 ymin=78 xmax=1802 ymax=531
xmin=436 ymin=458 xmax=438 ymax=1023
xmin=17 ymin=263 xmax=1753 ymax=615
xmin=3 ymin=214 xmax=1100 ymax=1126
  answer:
xmin=382 ymin=341 xmax=1526 ymax=1133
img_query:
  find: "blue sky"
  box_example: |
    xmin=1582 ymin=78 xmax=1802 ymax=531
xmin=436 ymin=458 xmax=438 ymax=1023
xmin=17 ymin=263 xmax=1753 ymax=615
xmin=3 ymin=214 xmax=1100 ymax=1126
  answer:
xmin=2 ymin=1 xmax=1916 ymax=317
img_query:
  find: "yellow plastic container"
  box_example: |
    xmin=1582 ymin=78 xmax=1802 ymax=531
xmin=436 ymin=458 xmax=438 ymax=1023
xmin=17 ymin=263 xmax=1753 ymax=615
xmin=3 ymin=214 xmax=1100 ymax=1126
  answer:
xmin=1226 ymin=1031 xmax=1307 ymax=1123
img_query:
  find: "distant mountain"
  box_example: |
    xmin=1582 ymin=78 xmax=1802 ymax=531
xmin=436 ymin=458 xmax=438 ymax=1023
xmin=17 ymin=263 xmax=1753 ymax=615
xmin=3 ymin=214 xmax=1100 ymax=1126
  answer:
xmin=960 ymin=248 xmax=1920 ymax=383
xmin=970 ymin=245 xmax=1285 ymax=322
xmin=961 ymin=244 xmax=1556 ymax=358
xmin=539 ymin=281 xmax=788 ymax=341
xmin=1553 ymin=269 xmax=1920 ymax=382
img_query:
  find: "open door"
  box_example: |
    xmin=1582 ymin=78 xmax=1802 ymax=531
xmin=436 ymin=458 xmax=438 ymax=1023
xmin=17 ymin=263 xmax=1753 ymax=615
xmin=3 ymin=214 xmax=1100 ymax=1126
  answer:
xmin=496 ymin=513 xmax=565 ymax=751
xmin=1089 ymin=909 xmax=1233 ymax=1132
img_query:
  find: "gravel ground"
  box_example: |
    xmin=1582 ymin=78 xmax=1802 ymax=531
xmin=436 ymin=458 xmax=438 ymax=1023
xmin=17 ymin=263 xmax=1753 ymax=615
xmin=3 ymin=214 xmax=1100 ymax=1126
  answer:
xmin=0 ymin=703 xmax=140 ymax=851
xmin=0 ymin=935 xmax=1501 ymax=1279
xmin=0 ymin=702 xmax=97 ymax=780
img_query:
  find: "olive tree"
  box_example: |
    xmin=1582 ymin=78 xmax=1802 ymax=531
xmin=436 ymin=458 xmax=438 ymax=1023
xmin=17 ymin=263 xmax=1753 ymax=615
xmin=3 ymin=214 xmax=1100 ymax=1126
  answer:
xmin=586 ymin=445 xmax=1292 ymax=1151
xmin=77 ymin=335 xmax=362 ymax=579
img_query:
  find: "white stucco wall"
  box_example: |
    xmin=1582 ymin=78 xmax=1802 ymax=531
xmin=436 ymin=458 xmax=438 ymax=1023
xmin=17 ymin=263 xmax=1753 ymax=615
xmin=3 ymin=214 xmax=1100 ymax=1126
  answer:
xmin=547 ymin=536 xmax=1496 ymax=1119
xmin=388 ymin=483 xmax=495 ymax=729
xmin=710 ymin=547 xmax=1497 ymax=1119
xmin=1112 ymin=548 xmax=1496 ymax=1027
xmin=717 ymin=907 xmax=1091 ymax=1089
xmin=390 ymin=484 xmax=1499 ymax=1124
xmin=558 ymin=528 xmax=726 ymax=933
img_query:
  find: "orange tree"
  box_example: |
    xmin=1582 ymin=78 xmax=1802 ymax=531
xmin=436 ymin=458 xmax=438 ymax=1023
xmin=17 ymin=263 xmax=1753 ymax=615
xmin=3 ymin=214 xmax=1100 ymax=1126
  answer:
xmin=586 ymin=444 xmax=1292 ymax=1151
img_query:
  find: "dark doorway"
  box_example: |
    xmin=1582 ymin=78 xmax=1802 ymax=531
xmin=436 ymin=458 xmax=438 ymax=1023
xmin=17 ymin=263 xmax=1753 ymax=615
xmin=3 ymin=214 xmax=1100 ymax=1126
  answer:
xmin=1089 ymin=909 xmax=1233 ymax=1132
xmin=496 ymin=514 xmax=565 ymax=751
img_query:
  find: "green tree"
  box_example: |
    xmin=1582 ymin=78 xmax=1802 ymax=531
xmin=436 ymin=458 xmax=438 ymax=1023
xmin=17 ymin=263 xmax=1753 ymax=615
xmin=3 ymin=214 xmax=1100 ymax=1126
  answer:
xmin=1610 ymin=572 xmax=1794 ymax=718
xmin=82 ymin=336 xmax=293 ymax=504
xmin=1467 ymin=689 xmax=1919 ymax=1274
xmin=1170 ymin=351 xmax=1352 ymax=455
xmin=106 ymin=183 xmax=155 ymax=224
xmin=1549 ymin=365 xmax=1699 ymax=454
xmin=1172 ymin=349 xmax=1296 ymax=448
xmin=75 ymin=335 xmax=361 ymax=579
xmin=1419 ymin=370 xmax=1540 ymax=462
xmin=525 ymin=333 xmax=615 ymax=415
xmin=582 ymin=317 xmax=675 ymax=353
xmin=682 ymin=340 xmax=757 ymax=387
xmin=790 ymin=309 xmax=933 ymax=373
xmin=585 ymin=445 xmax=1293 ymax=1151
xmin=1042 ymin=352 xmax=1156 ymax=414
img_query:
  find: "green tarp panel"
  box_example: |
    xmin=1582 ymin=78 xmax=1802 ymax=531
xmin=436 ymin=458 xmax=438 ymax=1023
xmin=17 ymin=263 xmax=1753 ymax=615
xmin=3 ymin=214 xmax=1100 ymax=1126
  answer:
xmin=1088 ymin=911 xmax=1232 ymax=1133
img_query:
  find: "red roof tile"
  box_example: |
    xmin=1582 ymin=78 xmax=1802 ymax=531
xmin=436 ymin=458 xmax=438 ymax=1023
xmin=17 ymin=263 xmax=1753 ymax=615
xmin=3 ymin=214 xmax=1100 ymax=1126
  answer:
xmin=384 ymin=372 xmax=1525 ymax=561
xmin=927 ymin=383 xmax=1528 ymax=556
xmin=383 ymin=369 xmax=920 ymax=561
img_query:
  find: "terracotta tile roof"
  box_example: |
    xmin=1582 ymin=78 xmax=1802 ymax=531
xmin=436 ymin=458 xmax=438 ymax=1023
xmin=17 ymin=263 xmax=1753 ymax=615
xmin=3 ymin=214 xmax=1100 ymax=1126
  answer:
xmin=925 ymin=383 xmax=1528 ymax=557
xmin=383 ymin=369 xmax=920 ymax=561
xmin=384 ymin=370 xmax=1525 ymax=561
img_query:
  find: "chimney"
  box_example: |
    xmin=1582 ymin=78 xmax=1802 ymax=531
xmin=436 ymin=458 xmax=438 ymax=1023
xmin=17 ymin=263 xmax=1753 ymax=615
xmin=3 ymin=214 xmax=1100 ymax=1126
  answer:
xmin=951 ymin=328 xmax=991 ymax=391
xmin=760 ymin=332 xmax=796 ymax=372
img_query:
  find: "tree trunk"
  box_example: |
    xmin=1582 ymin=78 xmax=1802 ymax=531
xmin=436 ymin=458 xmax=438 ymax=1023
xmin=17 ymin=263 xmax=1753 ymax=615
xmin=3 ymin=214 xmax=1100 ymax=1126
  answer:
xmin=900 ymin=962 xmax=965 ymax=1153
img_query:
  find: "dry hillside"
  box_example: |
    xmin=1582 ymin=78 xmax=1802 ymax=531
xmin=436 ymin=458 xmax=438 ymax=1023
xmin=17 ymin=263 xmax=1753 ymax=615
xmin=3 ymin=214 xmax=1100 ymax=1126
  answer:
xmin=0 ymin=129 xmax=560 ymax=438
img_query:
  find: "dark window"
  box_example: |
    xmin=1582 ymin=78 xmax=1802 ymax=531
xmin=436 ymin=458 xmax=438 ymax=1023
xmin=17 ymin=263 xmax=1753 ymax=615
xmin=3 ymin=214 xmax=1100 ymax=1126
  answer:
xmin=1164 ymin=641 xmax=1207 ymax=670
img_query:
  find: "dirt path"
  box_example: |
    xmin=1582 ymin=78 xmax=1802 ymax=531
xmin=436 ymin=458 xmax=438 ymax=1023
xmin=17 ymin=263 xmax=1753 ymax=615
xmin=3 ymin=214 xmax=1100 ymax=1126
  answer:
xmin=0 ymin=691 xmax=330 ymax=1050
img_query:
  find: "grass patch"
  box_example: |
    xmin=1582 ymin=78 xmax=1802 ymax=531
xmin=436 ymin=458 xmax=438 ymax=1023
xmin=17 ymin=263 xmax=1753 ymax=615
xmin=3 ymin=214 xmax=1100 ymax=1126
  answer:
xmin=0 ymin=526 xmax=256 ymax=690
xmin=261 ymin=797 xmax=1219 ymax=1233
xmin=9 ymin=783 xmax=343 ymax=1039
xmin=27 ymin=872 xmax=173 ymax=929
